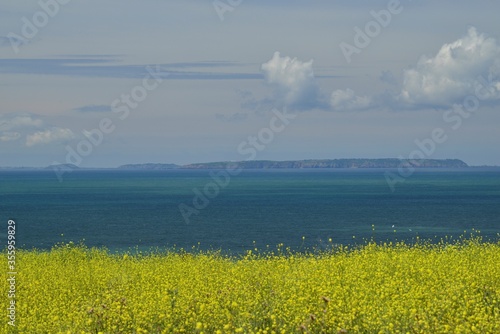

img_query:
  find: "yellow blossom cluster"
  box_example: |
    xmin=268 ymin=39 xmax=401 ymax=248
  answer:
xmin=2 ymin=237 xmax=499 ymax=333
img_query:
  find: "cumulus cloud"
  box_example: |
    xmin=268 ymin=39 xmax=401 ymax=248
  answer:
xmin=251 ymin=29 xmax=500 ymax=113
xmin=330 ymin=88 xmax=372 ymax=111
xmin=261 ymin=51 xmax=321 ymax=110
xmin=399 ymin=27 xmax=500 ymax=108
xmin=26 ymin=128 xmax=75 ymax=147
xmin=256 ymin=52 xmax=374 ymax=112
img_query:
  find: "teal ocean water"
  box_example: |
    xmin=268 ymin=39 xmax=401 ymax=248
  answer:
xmin=1 ymin=169 xmax=499 ymax=252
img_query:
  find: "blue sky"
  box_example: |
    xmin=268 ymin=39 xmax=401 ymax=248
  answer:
xmin=1 ymin=0 xmax=500 ymax=167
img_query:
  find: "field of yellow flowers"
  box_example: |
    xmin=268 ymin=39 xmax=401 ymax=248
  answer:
xmin=2 ymin=237 xmax=499 ymax=334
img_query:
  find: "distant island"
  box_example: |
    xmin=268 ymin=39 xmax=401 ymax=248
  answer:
xmin=118 ymin=163 xmax=180 ymax=170
xmin=115 ymin=159 xmax=468 ymax=170
xmin=180 ymin=158 xmax=468 ymax=169
xmin=0 ymin=158 xmax=476 ymax=170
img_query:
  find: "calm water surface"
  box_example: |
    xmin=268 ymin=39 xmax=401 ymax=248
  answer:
xmin=1 ymin=168 xmax=499 ymax=253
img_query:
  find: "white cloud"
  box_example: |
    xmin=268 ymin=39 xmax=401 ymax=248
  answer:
xmin=26 ymin=128 xmax=75 ymax=147
xmin=0 ymin=115 xmax=44 ymax=144
xmin=1 ymin=114 xmax=76 ymax=147
xmin=0 ymin=115 xmax=43 ymax=130
xmin=399 ymin=27 xmax=500 ymax=107
xmin=257 ymin=35 xmax=500 ymax=113
xmin=259 ymin=52 xmax=373 ymax=112
xmin=330 ymin=88 xmax=371 ymax=111
xmin=0 ymin=132 xmax=21 ymax=142
xmin=261 ymin=51 xmax=320 ymax=109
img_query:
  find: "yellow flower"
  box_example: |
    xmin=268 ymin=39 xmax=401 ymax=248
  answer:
xmin=8 ymin=235 xmax=499 ymax=333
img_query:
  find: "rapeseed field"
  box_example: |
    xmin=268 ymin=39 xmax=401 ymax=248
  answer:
xmin=2 ymin=237 xmax=499 ymax=333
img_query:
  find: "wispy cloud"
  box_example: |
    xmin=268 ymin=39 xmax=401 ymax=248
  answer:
xmin=215 ymin=112 xmax=249 ymax=122
xmin=379 ymin=70 xmax=398 ymax=86
xmin=0 ymin=115 xmax=43 ymax=131
xmin=72 ymin=104 xmax=111 ymax=113
xmin=330 ymin=88 xmax=372 ymax=111
xmin=0 ymin=57 xmax=262 ymax=80
xmin=0 ymin=132 xmax=21 ymax=142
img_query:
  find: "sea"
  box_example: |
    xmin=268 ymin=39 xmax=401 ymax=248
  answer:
xmin=1 ymin=168 xmax=499 ymax=253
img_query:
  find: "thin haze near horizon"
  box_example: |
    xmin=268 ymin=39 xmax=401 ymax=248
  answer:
xmin=1 ymin=0 xmax=500 ymax=168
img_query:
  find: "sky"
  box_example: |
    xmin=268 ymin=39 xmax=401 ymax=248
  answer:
xmin=1 ymin=0 xmax=500 ymax=167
